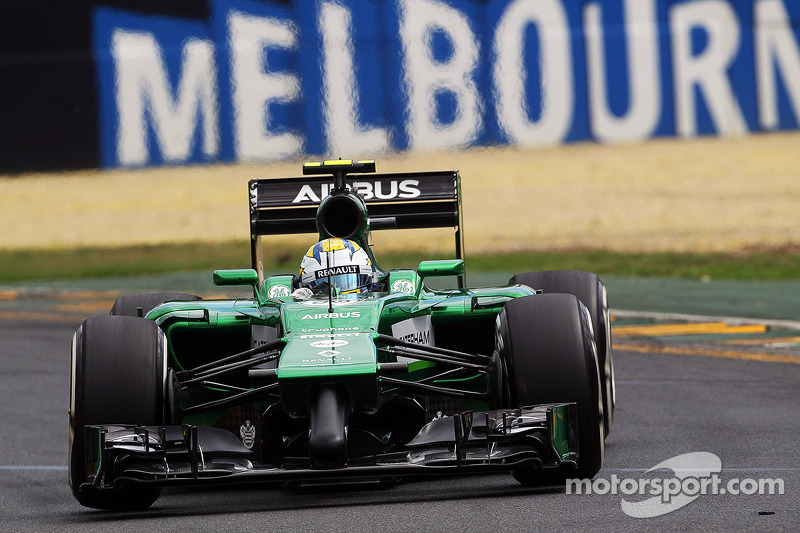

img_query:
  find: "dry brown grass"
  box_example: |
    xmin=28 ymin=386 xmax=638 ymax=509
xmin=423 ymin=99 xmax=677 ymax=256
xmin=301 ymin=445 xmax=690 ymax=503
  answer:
xmin=2 ymin=132 xmax=800 ymax=253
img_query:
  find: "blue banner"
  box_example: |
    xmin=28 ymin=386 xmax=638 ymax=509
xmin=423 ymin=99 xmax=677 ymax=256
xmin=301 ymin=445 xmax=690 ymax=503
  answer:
xmin=92 ymin=0 xmax=800 ymax=167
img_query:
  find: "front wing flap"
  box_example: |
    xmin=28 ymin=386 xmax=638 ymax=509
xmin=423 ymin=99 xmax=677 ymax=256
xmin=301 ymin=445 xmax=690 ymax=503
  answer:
xmin=78 ymin=403 xmax=577 ymax=492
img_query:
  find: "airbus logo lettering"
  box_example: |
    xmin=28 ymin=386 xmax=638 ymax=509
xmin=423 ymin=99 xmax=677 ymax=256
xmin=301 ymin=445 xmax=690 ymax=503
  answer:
xmin=300 ymin=312 xmax=361 ymax=320
xmin=292 ymin=180 xmax=421 ymax=203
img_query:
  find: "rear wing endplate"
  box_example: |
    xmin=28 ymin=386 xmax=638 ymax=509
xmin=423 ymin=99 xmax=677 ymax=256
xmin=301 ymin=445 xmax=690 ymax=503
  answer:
xmin=249 ymin=170 xmax=464 ymax=285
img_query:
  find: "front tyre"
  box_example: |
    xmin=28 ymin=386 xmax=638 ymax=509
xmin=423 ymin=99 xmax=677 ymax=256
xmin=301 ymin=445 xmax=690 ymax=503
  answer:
xmin=69 ymin=316 xmax=166 ymax=510
xmin=509 ymin=270 xmax=614 ymax=435
xmin=496 ymin=294 xmax=604 ymax=484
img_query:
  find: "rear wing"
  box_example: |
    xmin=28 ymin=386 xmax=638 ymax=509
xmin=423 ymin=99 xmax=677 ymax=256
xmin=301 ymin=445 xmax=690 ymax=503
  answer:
xmin=248 ymin=169 xmax=464 ymax=285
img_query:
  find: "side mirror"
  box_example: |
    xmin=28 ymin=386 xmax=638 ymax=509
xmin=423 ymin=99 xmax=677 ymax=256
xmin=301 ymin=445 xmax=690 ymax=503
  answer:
xmin=416 ymin=259 xmax=464 ymax=279
xmin=213 ymin=269 xmax=259 ymax=287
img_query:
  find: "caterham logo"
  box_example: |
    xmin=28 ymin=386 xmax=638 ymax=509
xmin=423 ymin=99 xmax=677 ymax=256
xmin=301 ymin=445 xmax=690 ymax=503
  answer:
xmin=400 ymin=330 xmax=431 ymax=344
xmin=391 ymin=316 xmax=435 ymax=348
xmin=239 ymin=420 xmax=256 ymax=449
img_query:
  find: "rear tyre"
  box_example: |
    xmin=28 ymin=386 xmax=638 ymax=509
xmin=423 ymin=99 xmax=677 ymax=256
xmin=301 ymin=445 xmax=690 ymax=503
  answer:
xmin=509 ymin=270 xmax=614 ymax=435
xmin=496 ymin=294 xmax=604 ymax=485
xmin=110 ymin=292 xmax=201 ymax=317
xmin=69 ymin=316 xmax=166 ymax=510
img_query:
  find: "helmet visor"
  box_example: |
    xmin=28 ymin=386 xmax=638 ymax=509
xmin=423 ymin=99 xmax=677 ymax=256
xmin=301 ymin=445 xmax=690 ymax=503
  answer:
xmin=314 ymin=273 xmax=372 ymax=295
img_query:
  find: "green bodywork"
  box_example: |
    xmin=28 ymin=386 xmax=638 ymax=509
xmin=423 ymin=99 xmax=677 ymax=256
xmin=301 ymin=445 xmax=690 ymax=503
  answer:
xmin=146 ymin=261 xmax=534 ymax=422
xmin=70 ymin=161 xmax=586 ymax=505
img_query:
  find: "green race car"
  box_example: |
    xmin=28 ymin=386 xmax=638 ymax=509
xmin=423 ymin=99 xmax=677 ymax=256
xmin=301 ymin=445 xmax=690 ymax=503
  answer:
xmin=69 ymin=160 xmax=614 ymax=510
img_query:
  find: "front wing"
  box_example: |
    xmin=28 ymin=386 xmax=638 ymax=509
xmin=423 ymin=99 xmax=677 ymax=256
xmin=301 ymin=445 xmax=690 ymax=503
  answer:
xmin=77 ymin=404 xmax=577 ymax=492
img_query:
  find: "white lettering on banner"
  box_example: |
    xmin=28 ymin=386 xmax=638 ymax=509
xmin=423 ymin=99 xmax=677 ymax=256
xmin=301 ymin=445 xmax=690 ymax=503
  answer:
xmin=97 ymin=0 xmax=800 ymax=168
xmin=399 ymin=0 xmax=481 ymax=150
xmin=319 ymin=1 xmax=390 ymax=155
xmin=670 ymin=0 xmax=748 ymax=137
xmin=112 ymin=30 xmax=218 ymax=165
xmin=756 ymin=0 xmax=800 ymax=129
xmin=228 ymin=10 xmax=302 ymax=160
xmin=585 ymin=0 xmax=661 ymax=142
xmin=493 ymin=0 xmax=573 ymax=146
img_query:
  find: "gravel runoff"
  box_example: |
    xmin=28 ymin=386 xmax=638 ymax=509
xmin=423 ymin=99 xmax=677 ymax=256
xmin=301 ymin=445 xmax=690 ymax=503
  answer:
xmin=2 ymin=132 xmax=800 ymax=254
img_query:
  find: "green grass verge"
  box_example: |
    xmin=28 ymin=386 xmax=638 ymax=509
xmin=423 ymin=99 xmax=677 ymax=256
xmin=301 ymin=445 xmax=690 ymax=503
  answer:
xmin=1 ymin=242 xmax=799 ymax=282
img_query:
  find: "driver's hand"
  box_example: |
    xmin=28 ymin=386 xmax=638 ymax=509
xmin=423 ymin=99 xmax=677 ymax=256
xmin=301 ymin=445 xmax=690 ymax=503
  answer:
xmin=291 ymin=287 xmax=314 ymax=300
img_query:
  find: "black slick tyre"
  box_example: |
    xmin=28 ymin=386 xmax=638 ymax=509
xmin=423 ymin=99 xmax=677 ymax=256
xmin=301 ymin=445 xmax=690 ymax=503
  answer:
xmin=509 ymin=270 xmax=615 ymax=435
xmin=69 ymin=315 xmax=166 ymax=510
xmin=496 ymin=293 xmax=604 ymax=484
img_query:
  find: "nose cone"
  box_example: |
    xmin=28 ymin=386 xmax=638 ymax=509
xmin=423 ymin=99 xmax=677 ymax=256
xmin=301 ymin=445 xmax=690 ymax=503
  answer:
xmin=308 ymin=384 xmax=350 ymax=468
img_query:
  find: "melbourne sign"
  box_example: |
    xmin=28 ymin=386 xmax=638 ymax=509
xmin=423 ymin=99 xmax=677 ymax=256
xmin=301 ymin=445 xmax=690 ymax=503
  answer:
xmin=93 ymin=0 xmax=800 ymax=168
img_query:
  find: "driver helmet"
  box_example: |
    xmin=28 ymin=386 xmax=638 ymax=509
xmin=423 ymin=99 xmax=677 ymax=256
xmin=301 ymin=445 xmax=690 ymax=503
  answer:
xmin=299 ymin=238 xmax=374 ymax=295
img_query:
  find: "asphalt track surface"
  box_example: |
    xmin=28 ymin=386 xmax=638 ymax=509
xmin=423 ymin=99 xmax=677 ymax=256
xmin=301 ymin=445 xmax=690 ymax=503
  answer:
xmin=2 ymin=303 xmax=800 ymax=531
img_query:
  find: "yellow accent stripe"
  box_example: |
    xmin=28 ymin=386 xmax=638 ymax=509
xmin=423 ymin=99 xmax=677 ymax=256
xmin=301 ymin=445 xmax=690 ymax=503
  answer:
xmin=615 ymin=343 xmax=800 ymax=364
xmin=0 ymin=291 xmax=19 ymax=300
xmin=722 ymin=336 xmax=800 ymax=346
xmin=613 ymin=322 xmax=767 ymax=337
xmin=304 ymin=159 xmax=374 ymax=167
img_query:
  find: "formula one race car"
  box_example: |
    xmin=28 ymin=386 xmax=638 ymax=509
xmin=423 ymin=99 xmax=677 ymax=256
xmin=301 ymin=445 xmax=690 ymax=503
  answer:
xmin=69 ymin=160 xmax=614 ymax=510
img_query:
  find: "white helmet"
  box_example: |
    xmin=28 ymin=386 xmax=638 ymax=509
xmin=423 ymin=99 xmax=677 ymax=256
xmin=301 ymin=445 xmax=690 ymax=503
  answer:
xmin=299 ymin=238 xmax=374 ymax=295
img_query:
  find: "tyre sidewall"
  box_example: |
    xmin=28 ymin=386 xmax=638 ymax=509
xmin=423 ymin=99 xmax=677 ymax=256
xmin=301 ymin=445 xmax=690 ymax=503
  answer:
xmin=497 ymin=294 xmax=604 ymax=481
xmin=69 ymin=315 xmax=166 ymax=510
xmin=509 ymin=270 xmax=614 ymax=434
